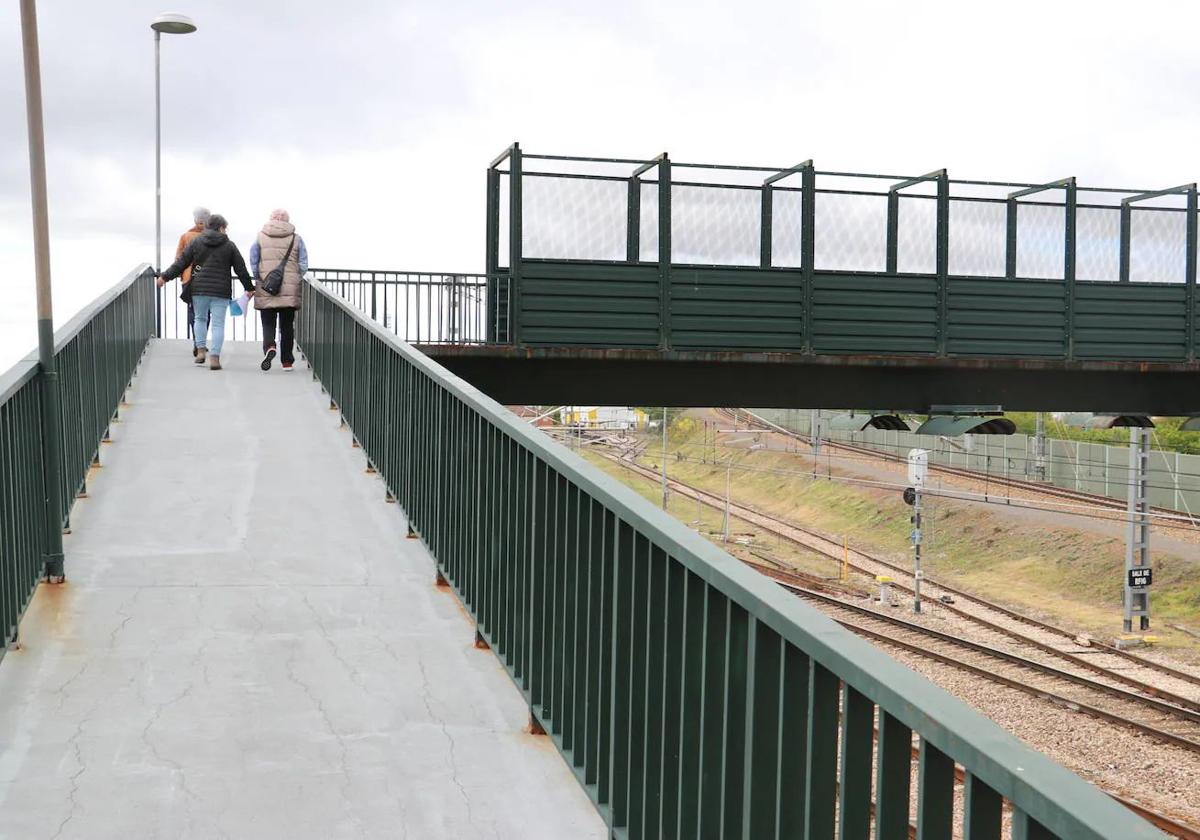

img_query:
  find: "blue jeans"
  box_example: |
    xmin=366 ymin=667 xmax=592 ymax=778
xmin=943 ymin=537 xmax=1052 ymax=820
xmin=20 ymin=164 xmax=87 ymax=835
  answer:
xmin=192 ymin=295 xmax=230 ymax=355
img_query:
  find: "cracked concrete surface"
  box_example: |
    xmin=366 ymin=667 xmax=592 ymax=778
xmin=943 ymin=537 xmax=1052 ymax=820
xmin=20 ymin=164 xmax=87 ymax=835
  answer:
xmin=0 ymin=340 xmax=606 ymax=840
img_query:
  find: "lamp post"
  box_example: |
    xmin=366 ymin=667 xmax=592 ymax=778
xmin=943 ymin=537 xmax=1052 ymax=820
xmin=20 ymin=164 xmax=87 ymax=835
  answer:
xmin=151 ymin=12 xmax=197 ymax=337
xmin=19 ymin=0 xmax=65 ymax=582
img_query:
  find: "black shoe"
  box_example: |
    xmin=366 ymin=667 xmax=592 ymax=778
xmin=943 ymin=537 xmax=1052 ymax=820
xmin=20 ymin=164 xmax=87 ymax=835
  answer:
xmin=261 ymin=347 xmax=277 ymax=371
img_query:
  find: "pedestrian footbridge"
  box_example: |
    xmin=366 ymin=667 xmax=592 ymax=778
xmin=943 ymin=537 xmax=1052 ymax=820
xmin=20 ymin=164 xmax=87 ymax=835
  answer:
xmin=315 ymin=145 xmax=1200 ymax=414
xmin=0 ymin=267 xmax=1167 ymax=837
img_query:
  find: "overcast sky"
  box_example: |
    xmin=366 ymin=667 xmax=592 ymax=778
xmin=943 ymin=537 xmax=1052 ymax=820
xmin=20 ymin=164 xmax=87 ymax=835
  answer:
xmin=3 ymin=0 xmax=1200 ymax=368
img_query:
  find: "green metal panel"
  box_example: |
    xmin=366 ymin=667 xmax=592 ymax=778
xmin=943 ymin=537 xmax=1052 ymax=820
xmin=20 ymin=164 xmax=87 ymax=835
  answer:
xmin=519 ymin=260 xmax=661 ymax=348
xmin=812 ymin=272 xmax=939 ymax=354
xmin=1073 ymin=282 xmax=1187 ymax=361
xmin=947 ymin=277 xmax=1067 ymax=358
xmin=669 ymin=266 xmax=803 ymax=351
xmin=299 ymin=277 xmax=1169 ymax=840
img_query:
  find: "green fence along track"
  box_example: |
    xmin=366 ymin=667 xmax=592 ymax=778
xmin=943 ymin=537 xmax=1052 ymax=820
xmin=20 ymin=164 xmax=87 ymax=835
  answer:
xmin=0 ymin=265 xmax=155 ymax=652
xmin=300 ymin=277 xmax=1163 ymax=840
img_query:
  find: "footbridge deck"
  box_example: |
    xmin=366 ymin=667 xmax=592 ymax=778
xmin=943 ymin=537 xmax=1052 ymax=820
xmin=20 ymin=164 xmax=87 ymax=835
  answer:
xmin=0 ymin=339 xmax=604 ymax=838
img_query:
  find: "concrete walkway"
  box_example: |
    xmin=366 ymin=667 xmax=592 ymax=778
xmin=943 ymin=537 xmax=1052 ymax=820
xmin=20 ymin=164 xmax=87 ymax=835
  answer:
xmin=0 ymin=340 xmax=605 ymax=840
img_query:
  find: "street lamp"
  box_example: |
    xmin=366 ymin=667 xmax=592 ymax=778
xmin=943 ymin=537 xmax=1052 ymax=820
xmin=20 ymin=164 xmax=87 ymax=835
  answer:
xmin=151 ymin=12 xmax=197 ymax=336
xmin=19 ymin=0 xmax=66 ymax=582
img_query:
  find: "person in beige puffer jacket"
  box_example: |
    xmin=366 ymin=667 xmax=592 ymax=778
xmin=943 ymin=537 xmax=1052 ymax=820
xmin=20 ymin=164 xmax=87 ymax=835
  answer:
xmin=250 ymin=209 xmax=308 ymax=371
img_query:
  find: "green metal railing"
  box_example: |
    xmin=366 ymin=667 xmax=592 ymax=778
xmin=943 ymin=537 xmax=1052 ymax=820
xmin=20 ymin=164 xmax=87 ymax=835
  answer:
xmin=300 ymin=276 xmax=1163 ymax=839
xmin=0 ymin=265 xmax=155 ymax=651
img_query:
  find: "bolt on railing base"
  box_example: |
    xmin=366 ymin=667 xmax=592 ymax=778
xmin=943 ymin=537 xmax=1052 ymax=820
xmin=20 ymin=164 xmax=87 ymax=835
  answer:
xmin=434 ymin=568 xmax=449 ymax=587
xmin=406 ymin=524 xmax=419 ymax=540
xmin=528 ymin=711 xmax=546 ymax=736
xmin=473 ymin=629 xmax=490 ymax=650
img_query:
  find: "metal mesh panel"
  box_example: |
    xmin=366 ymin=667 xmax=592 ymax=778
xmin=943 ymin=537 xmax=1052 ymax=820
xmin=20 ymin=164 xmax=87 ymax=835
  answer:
xmin=639 ymin=182 xmax=659 ymax=262
xmin=897 ymin=195 xmax=936 ymax=274
xmin=498 ymin=173 xmax=509 ymax=268
xmin=1076 ymin=206 xmax=1120 ymax=281
xmin=522 ymin=175 xmax=627 ymax=261
xmin=771 ymin=188 xmax=804 ymax=268
xmin=948 ymin=199 xmax=1005 ymax=277
xmin=671 ymin=185 xmax=760 ymax=265
xmin=814 ymin=192 xmax=886 ymax=271
xmin=1016 ymin=202 xmax=1065 ymax=279
xmin=1130 ymin=207 xmax=1187 ymax=283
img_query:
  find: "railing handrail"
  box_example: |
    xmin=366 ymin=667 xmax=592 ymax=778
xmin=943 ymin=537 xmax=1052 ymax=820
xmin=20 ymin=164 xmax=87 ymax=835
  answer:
xmin=0 ymin=264 xmax=153 ymax=405
xmin=303 ymin=276 xmax=1162 ymax=838
xmin=309 ymin=267 xmax=496 ymax=279
xmin=54 ymin=263 xmax=153 ymax=353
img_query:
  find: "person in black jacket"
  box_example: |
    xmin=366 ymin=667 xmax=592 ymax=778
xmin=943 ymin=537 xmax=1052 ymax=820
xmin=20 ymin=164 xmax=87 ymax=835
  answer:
xmin=158 ymin=214 xmax=255 ymax=370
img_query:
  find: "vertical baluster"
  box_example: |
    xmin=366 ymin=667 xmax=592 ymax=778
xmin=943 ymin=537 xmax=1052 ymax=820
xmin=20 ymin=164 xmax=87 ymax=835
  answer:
xmin=804 ymin=662 xmax=839 ymax=837
xmin=838 ymin=684 xmax=873 ymax=839
xmin=916 ymin=739 xmax=955 ymax=840
xmin=874 ymin=711 xmax=912 ymax=840
xmin=963 ymin=772 xmax=1002 ymax=840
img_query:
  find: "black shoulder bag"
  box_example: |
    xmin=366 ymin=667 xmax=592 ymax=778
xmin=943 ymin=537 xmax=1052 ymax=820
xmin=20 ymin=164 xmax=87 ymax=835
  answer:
xmin=259 ymin=235 xmax=296 ymax=296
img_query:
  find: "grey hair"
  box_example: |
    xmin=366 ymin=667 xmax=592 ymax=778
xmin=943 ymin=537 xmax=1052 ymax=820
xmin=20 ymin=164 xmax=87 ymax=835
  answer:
xmin=193 ymin=206 xmax=211 ymax=225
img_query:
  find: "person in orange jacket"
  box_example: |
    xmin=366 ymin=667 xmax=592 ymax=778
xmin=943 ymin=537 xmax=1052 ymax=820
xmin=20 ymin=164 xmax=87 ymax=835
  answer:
xmin=176 ymin=206 xmax=210 ymax=353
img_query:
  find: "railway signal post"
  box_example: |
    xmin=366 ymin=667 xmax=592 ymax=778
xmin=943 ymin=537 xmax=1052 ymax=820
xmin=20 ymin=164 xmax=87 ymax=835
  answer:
xmin=907 ymin=449 xmax=929 ymax=613
xmin=1125 ymin=427 xmax=1152 ymax=632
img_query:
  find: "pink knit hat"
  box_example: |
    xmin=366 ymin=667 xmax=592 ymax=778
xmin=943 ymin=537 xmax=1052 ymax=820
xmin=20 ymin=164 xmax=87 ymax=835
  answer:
xmin=269 ymin=208 xmax=290 ymax=222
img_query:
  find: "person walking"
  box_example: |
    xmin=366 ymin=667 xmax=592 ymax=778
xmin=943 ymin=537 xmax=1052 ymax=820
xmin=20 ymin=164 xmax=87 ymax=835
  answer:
xmin=250 ymin=209 xmax=307 ymax=372
xmin=157 ymin=214 xmax=255 ymax=370
xmin=175 ymin=206 xmax=210 ymax=352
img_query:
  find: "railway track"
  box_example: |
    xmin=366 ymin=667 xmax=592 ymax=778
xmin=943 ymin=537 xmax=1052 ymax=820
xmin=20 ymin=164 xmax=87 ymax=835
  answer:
xmin=763 ymin=565 xmax=1200 ymax=839
xmin=610 ymin=431 xmax=1200 ymax=702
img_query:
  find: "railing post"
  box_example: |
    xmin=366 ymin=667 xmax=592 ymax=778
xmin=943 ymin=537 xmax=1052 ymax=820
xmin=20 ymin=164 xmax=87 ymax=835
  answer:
xmin=1065 ymin=179 xmax=1078 ymax=360
xmin=658 ymin=154 xmax=672 ymax=351
xmin=936 ymin=171 xmax=949 ymax=356
xmin=1005 ymin=197 xmax=1017 ymax=280
xmin=885 ymin=190 xmax=898 ymax=274
xmin=370 ymin=272 xmax=377 ymax=322
xmin=509 ymin=142 xmax=523 ymax=345
xmin=1187 ymin=187 xmax=1196 ymax=361
xmin=760 ymin=184 xmax=772 ymax=268
xmin=1119 ymin=199 xmax=1131 ymax=283
xmin=485 ymin=166 xmax=501 ymax=344
xmin=801 ymin=163 xmax=815 ymax=354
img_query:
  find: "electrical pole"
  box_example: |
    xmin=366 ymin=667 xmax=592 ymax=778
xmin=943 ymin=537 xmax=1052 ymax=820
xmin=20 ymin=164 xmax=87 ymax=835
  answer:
xmin=20 ymin=0 xmax=66 ymax=583
xmin=1125 ymin=427 xmax=1151 ymax=632
xmin=1034 ymin=411 xmax=1048 ymax=482
xmin=723 ymin=459 xmax=732 ymax=543
xmin=810 ymin=409 xmax=821 ymax=479
xmin=661 ymin=407 xmax=669 ymax=510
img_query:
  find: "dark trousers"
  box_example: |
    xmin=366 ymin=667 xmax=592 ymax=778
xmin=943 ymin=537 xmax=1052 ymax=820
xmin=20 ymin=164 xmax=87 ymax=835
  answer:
xmin=261 ymin=308 xmax=297 ymax=364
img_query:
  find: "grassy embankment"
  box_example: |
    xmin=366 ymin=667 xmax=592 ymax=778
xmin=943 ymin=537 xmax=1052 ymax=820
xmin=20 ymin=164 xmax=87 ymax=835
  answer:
xmin=579 ymin=418 xmax=1200 ymax=658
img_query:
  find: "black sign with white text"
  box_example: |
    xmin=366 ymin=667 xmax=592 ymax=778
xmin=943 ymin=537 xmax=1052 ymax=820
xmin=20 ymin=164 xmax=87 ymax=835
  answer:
xmin=1128 ymin=567 xmax=1152 ymax=588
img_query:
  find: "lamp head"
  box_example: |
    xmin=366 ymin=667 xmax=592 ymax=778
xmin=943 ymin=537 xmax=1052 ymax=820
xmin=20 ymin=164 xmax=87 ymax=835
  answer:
xmin=151 ymin=13 xmax=197 ymax=35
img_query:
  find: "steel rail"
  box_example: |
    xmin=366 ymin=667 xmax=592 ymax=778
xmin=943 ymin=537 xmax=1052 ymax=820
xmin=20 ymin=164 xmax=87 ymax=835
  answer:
xmin=795 ymin=592 xmax=1200 ymax=755
xmin=599 ymin=443 xmax=1200 ymax=710
xmin=721 ymin=408 xmax=1200 ymax=687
